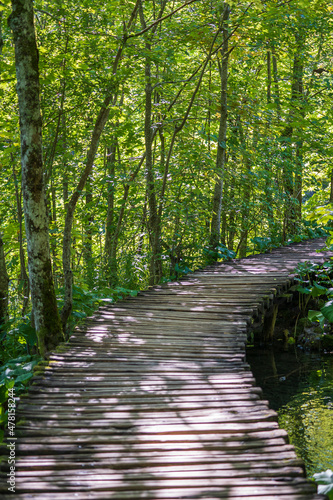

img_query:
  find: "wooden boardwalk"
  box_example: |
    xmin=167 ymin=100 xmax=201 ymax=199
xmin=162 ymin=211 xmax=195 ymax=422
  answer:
xmin=0 ymin=238 xmax=331 ymax=499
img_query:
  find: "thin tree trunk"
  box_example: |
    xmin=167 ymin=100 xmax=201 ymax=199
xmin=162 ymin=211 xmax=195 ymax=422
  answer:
xmin=271 ymin=45 xmax=281 ymax=120
xmin=137 ymin=194 xmax=147 ymax=256
xmin=50 ymin=181 xmax=59 ymax=283
xmin=295 ymin=139 xmax=303 ymax=224
xmin=61 ymin=98 xmax=112 ymax=329
xmin=60 ymin=0 xmax=140 ymax=328
xmin=281 ymin=33 xmax=305 ymax=240
xmin=9 ymin=0 xmax=64 ymax=357
xmin=12 ymin=161 xmax=30 ymax=315
xmin=108 ymin=156 xmax=145 ymax=286
xmin=228 ymin=208 xmax=236 ymax=252
xmin=0 ymin=9 xmax=3 ymax=56
xmin=83 ymin=175 xmax=94 ymax=288
xmin=0 ymin=234 xmax=9 ymax=329
xmin=237 ymin=116 xmax=251 ymax=258
xmin=294 ymin=52 xmax=304 ymax=226
xmin=61 ymin=109 xmax=69 ymax=206
xmin=139 ymin=0 xmax=166 ymax=285
xmin=210 ymin=3 xmax=230 ymax=252
xmin=104 ymin=142 xmax=117 ymax=285
xmin=144 ymin=51 xmax=161 ymax=285
xmin=267 ymin=48 xmax=271 ymax=104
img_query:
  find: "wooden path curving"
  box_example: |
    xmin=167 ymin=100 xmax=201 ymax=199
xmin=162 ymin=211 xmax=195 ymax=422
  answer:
xmin=1 ymin=238 xmax=331 ymax=499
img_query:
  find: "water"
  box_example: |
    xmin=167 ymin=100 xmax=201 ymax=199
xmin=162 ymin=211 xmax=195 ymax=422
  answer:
xmin=246 ymin=347 xmax=333 ymax=477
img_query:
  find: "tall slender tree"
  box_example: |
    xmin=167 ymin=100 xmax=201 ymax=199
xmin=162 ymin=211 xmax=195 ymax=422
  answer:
xmin=9 ymin=0 xmax=64 ymax=357
xmin=210 ymin=3 xmax=230 ymax=252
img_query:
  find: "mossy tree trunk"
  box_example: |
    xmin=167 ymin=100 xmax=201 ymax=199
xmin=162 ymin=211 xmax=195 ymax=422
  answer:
xmin=9 ymin=0 xmax=64 ymax=357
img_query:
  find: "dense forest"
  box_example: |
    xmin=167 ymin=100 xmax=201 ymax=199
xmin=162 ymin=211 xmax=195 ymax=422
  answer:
xmin=0 ymin=0 xmax=333 ymax=367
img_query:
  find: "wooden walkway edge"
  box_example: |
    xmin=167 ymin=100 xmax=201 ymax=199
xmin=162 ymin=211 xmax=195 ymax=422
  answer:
xmin=0 ymin=238 xmax=331 ymax=499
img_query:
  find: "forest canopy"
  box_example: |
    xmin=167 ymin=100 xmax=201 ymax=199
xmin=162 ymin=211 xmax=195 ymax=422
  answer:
xmin=0 ymin=0 xmax=333 ymax=359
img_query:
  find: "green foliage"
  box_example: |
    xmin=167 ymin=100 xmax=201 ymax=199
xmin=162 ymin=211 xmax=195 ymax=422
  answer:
xmin=0 ymin=316 xmax=38 ymax=364
xmin=313 ymin=470 xmax=333 ymax=499
xmin=0 ymin=354 xmax=41 ymax=443
xmin=294 ymin=258 xmax=333 ymax=336
xmin=251 ymin=236 xmax=278 ymax=253
xmin=57 ymin=284 xmax=139 ymax=333
xmin=203 ymin=243 xmax=236 ymax=264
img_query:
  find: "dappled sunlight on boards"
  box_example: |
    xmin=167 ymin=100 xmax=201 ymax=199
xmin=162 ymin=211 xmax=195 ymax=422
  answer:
xmin=0 ymin=239 xmax=331 ymax=499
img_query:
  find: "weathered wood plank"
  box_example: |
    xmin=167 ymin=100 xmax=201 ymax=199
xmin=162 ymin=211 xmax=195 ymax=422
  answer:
xmin=0 ymin=477 xmax=317 ymax=493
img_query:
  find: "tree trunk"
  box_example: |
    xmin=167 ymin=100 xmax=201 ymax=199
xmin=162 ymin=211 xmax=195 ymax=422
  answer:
xmin=60 ymin=0 xmax=140 ymax=327
xmin=209 ymin=4 xmax=230 ymax=252
xmin=295 ymin=138 xmax=303 ymax=225
xmin=104 ymin=142 xmax=117 ymax=286
xmin=12 ymin=161 xmax=30 ymax=315
xmin=83 ymin=175 xmax=94 ymax=288
xmin=61 ymin=109 xmax=69 ymax=206
xmin=237 ymin=116 xmax=251 ymax=258
xmin=281 ymin=33 xmax=305 ymax=240
xmin=271 ymin=44 xmax=281 ymax=120
xmin=267 ymin=48 xmax=271 ymax=104
xmin=0 ymin=234 xmax=9 ymax=329
xmin=61 ymin=99 xmax=111 ymax=330
xmin=0 ymin=10 xmax=3 ymax=56
xmin=139 ymin=0 xmax=164 ymax=286
xmin=9 ymin=0 xmax=64 ymax=357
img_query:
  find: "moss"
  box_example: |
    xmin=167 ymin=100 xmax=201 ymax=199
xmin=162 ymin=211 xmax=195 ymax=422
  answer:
xmin=33 ymin=360 xmax=48 ymax=370
xmin=16 ymin=419 xmax=26 ymax=427
xmin=55 ymin=343 xmax=67 ymax=352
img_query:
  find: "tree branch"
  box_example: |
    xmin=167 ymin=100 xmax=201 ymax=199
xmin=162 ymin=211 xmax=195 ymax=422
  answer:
xmin=127 ymin=0 xmax=199 ymax=39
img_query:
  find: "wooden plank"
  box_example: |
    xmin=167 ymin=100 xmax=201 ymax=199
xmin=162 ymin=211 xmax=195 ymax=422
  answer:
xmin=0 ymin=477 xmax=317 ymax=493
xmin=17 ymin=407 xmax=277 ymax=426
xmin=27 ymin=371 xmax=258 ymax=388
xmin=17 ymin=396 xmax=267 ymax=415
xmin=23 ymin=384 xmax=262 ymax=396
xmin=9 ymin=452 xmax=302 ymax=470
xmin=12 ymin=435 xmax=292 ymax=455
xmin=7 ymin=445 xmax=299 ymax=465
xmin=24 ymin=383 xmax=259 ymax=397
xmin=10 ymin=465 xmax=307 ymax=482
xmin=0 ymin=492 xmax=325 ymax=500
xmin=37 ymin=362 xmax=250 ymax=373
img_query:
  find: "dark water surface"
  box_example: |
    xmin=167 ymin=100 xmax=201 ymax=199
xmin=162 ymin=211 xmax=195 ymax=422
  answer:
xmin=246 ymin=347 xmax=333 ymax=477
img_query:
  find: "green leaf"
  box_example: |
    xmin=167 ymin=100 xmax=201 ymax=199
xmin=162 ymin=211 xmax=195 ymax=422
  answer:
xmin=5 ymin=379 xmax=15 ymax=390
xmin=296 ymin=285 xmax=311 ymax=294
xmin=311 ymin=281 xmax=327 ymax=298
xmin=0 ymin=385 xmax=8 ymax=405
xmin=308 ymin=309 xmax=324 ymax=322
xmin=72 ymin=311 xmax=87 ymax=319
xmin=14 ymin=372 xmax=33 ymax=384
xmin=313 ymin=470 xmax=333 ymax=499
xmin=0 ymin=406 xmax=5 ymax=424
xmin=321 ymin=300 xmax=333 ymax=323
